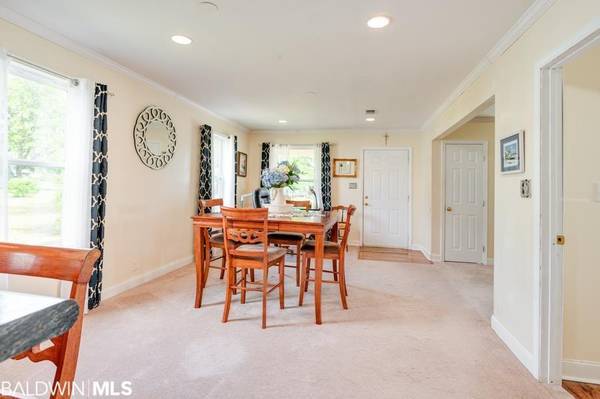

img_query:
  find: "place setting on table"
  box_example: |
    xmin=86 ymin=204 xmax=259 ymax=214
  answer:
xmin=192 ymin=161 xmax=355 ymax=328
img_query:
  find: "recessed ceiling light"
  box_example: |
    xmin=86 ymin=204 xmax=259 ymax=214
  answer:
xmin=278 ymin=120 xmax=288 ymax=124
xmin=365 ymin=117 xmax=376 ymax=122
xmin=171 ymin=35 xmax=192 ymax=45
xmin=367 ymin=16 xmax=391 ymax=29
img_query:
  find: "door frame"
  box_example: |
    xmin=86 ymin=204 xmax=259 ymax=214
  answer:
xmin=440 ymin=141 xmax=489 ymax=264
xmin=537 ymin=23 xmax=600 ymax=385
xmin=360 ymin=147 xmax=412 ymax=249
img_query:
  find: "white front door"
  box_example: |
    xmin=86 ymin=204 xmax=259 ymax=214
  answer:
xmin=444 ymin=144 xmax=485 ymax=263
xmin=362 ymin=149 xmax=410 ymax=248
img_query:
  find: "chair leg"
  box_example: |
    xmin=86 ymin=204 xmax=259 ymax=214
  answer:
xmin=222 ymin=266 xmax=233 ymax=323
xmin=279 ymin=259 xmax=285 ymax=309
xmin=219 ymin=251 xmax=225 ymax=280
xmin=295 ymin=244 xmax=301 ymax=287
xmin=241 ymin=268 xmax=247 ymax=304
xmin=202 ymin=245 xmax=211 ymax=288
xmin=304 ymin=257 xmax=311 ymax=292
xmin=299 ymin=255 xmax=308 ymax=307
xmin=262 ymin=267 xmax=269 ymax=329
xmin=332 ymin=259 xmax=339 ymax=282
xmin=250 ymin=269 xmax=255 ymax=282
xmin=339 ymin=258 xmax=348 ymax=309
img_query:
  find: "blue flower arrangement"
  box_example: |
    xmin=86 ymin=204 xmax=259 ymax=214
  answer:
xmin=261 ymin=161 xmax=301 ymax=189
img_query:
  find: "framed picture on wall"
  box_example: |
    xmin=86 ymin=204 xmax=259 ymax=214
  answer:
xmin=333 ymin=158 xmax=358 ymax=178
xmin=500 ymin=131 xmax=525 ymax=174
xmin=236 ymin=151 xmax=248 ymax=177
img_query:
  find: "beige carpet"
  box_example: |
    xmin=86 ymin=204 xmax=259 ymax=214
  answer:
xmin=0 ymin=249 xmax=567 ymax=399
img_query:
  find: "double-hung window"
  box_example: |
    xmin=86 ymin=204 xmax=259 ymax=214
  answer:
xmin=211 ymin=133 xmax=235 ymax=206
xmin=269 ymin=144 xmax=321 ymax=206
xmin=0 ymin=55 xmax=93 ymax=248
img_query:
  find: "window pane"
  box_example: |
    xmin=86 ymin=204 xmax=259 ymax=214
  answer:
xmin=7 ymin=164 xmax=64 ymax=246
xmin=7 ymin=73 xmax=67 ymax=164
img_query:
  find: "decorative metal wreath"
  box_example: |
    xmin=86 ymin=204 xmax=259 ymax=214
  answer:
xmin=133 ymin=106 xmax=177 ymax=169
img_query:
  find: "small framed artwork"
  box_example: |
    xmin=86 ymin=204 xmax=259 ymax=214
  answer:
xmin=333 ymin=158 xmax=358 ymax=178
xmin=236 ymin=151 xmax=247 ymax=177
xmin=500 ymin=131 xmax=525 ymax=174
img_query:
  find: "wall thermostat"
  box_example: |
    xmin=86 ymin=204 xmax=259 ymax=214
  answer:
xmin=348 ymin=182 xmax=358 ymax=190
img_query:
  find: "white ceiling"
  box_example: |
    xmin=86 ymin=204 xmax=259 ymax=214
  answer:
xmin=0 ymin=0 xmax=535 ymax=130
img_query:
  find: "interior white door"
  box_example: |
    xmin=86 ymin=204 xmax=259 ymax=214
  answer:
xmin=362 ymin=149 xmax=410 ymax=248
xmin=444 ymin=144 xmax=485 ymax=263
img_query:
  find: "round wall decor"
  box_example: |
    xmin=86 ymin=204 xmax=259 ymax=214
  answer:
xmin=133 ymin=106 xmax=177 ymax=169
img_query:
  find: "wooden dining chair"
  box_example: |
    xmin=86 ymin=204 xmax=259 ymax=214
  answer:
xmin=221 ymin=207 xmax=286 ymax=329
xmin=286 ymin=199 xmax=311 ymax=210
xmin=0 ymin=242 xmax=100 ymax=399
xmin=198 ymin=198 xmax=227 ymax=285
xmin=298 ymin=205 xmax=356 ymax=309
xmin=331 ymin=205 xmax=350 ymax=253
xmin=266 ymin=199 xmax=310 ymax=287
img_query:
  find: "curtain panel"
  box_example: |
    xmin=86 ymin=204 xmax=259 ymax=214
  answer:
xmin=260 ymin=142 xmax=270 ymax=187
xmin=88 ymin=83 xmax=108 ymax=310
xmin=234 ymin=135 xmax=238 ymax=206
xmin=198 ymin=124 xmax=212 ymax=213
xmin=320 ymin=142 xmax=332 ymax=211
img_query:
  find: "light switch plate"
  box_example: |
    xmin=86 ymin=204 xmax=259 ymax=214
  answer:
xmin=349 ymin=182 xmax=358 ymax=189
xmin=520 ymin=179 xmax=531 ymax=198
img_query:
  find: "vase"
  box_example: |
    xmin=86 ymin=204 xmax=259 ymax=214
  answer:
xmin=271 ymin=187 xmax=287 ymax=206
xmin=267 ymin=187 xmax=293 ymax=214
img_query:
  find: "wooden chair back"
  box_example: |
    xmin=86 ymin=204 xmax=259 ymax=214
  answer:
xmin=199 ymin=198 xmax=224 ymax=215
xmin=0 ymin=242 xmax=100 ymax=399
xmin=221 ymin=207 xmax=270 ymax=268
xmin=339 ymin=205 xmax=357 ymax=252
xmin=286 ymin=199 xmax=311 ymax=210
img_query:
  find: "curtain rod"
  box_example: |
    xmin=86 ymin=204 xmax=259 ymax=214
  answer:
xmin=266 ymin=143 xmax=336 ymax=146
xmin=7 ymin=54 xmax=115 ymax=96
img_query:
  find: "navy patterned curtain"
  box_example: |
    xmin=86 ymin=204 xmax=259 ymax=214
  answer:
xmin=88 ymin=83 xmax=108 ymax=310
xmin=260 ymin=142 xmax=270 ymax=187
xmin=198 ymin=125 xmax=212 ymax=214
xmin=321 ymin=142 xmax=332 ymax=211
xmin=234 ymin=135 xmax=238 ymax=206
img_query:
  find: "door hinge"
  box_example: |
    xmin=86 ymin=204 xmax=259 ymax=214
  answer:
xmin=483 ymin=245 xmax=486 ymax=253
xmin=482 ymin=200 xmax=486 ymax=207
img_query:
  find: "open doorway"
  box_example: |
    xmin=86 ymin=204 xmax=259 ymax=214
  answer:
xmin=432 ymin=102 xmax=495 ymax=266
xmin=539 ymin=26 xmax=600 ymax=396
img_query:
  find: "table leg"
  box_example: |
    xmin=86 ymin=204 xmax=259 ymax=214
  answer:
xmin=314 ymin=231 xmax=324 ymax=325
xmin=194 ymin=225 xmax=205 ymax=308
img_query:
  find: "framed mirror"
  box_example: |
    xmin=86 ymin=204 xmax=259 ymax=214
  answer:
xmin=133 ymin=106 xmax=177 ymax=169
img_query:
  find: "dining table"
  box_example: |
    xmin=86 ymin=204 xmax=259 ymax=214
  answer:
xmin=0 ymin=290 xmax=79 ymax=362
xmin=191 ymin=210 xmax=338 ymax=325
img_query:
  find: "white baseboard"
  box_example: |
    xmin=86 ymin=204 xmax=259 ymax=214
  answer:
xmin=409 ymin=244 xmax=432 ymax=261
xmin=348 ymin=240 xmax=361 ymax=247
xmin=431 ymin=253 xmax=442 ymax=262
xmin=491 ymin=315 xmax=538 ymax=378
xmin=101 ymin=255 xmax=193 ymax=301
xmin=563 ymin=359 xmax=600 ymax=384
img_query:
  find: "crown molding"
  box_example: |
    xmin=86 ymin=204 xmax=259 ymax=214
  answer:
xmin=0 ymin=5 xmax=249 ymax=133
xmin=421 ymin=0 xmax=558 ymax=132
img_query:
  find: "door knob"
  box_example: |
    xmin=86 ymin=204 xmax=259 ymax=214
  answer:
xmin=446 ymin=207 xmax=452 ymax=212
xmin=364 ymin=203 xmax=369 ymax=206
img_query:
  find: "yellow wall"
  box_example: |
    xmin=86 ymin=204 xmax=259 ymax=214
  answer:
xmin=0 ymin=18 xmax=249 ymax=297
xmin=417 ymin=0 xmax=600 ymax=374
xmin=247 ymin=130 xmax=426 ymax=248
xmin=431 ymin=118 xmax=495 ymax=261
xmin=562 ymin=44 xmax=600 ymax=366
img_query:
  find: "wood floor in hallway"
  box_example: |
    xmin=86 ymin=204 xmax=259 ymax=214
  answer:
xmin=563 ymin=380 xmax=600 ymax=399
xmin=0 ymin=248 xmax=567 ymax=398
